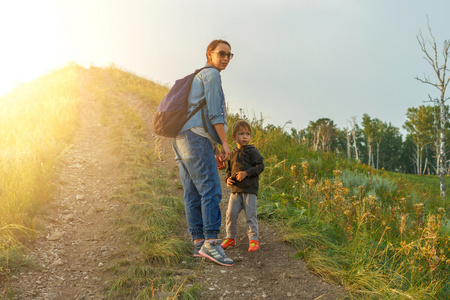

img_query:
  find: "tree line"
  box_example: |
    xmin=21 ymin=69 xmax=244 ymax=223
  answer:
xmin=288 ymin=108 xmax=447 ymax=176
xmin=287 ymin=21 xmax=450 ymax=199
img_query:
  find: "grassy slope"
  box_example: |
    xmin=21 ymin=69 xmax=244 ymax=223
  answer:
xmin=1 ymin=65 xmax=449 ymax=299
xmin=389 ymin=172 xmax=450 ymax=204
xmin=84 ymin=66 xmax=202 ymax=299
xmin=1 ymin=65 xmax=80 ymax=281
xmin=225 ymin=114 xmax=449 ymax=299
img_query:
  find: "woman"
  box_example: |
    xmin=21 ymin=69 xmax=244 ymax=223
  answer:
xmin=172 ymin=39 xmax=235 ymax=267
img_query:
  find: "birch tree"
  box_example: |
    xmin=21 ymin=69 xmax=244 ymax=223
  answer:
xmin=307 ymin=118 xmax=337 ymax=151
xmin=362 ymin=114 xmax=375 ymax=167
xmin=350 ymin=117 xmax=360 ymax=161
xmin=344 ymin=127 xmax=351 ymax=158
xmin=373 ymin=119 xmax=386 ymax=170
xmin=416 ymin=21 xmax=450 ymax=198
xmin=403 ymin=106 xmax=434 ymax=175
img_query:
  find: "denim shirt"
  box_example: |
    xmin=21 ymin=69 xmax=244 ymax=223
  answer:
xmin=180 ymin=65 xmax=227 ymax=144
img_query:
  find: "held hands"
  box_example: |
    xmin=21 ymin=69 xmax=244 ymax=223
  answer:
xmin=215 ymin=143 xmax=231 ymax=170
xmin=215 ymin=148 xmax=226 ymax=170
xmin=220 ymin=142 xmax=231 ymax=162
xmin=216 ymin=157 xmax=226 ymax=170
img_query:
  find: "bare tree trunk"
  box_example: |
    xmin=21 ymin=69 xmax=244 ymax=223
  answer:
xmin=351 ymin=118 xmax=359 ymax=161
xmin=434 ymin=142 xmax=440 ymax=175
xmin=313 ymin=128 xmax=320 ymax=151
xmin=371 ymin=150 xmax=374 ymax=168
xmin=439 ymin=92 xmax=446 ymax=197
xmin=416 ymin=20 xmax=450 ymax=199
xmin=417 ymin=145 xmax=421 ymax=175
xmin=414 ymin=142 xmax=423 ymax=175
xmin=423 ymin=157 xmax=428 ymax=175
xmin=431 ymin=106 xmax=441 ymax=175
xmin=345 ymin=128 xmax=351 ymax=158
xmin=376 ymin=141 xmax=381 ymax=169
xmin=352 ymin=131 xmax=359 ymax=161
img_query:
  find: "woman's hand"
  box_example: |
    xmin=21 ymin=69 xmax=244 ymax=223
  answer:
xmin=213 ymin=123 xmax=231 ymax=161
xmin=220 ymin=142 xmax=231 ymax=162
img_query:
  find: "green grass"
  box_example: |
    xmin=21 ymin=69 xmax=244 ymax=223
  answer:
xmin=86 ymin=66 xmax=201 ymax=299
xmin=388 ymin=172 xmax=450 ymax=209
xmin=2 ymin=64 xmax=449 ymax=299
xmin=227 ymin=112 xmax=450 ymax=299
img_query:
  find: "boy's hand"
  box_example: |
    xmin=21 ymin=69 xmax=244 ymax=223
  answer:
xmin=236 ymin=171 xmax=248 ymax=181
xmin=226 ymin=177 xmax=235 ymax=188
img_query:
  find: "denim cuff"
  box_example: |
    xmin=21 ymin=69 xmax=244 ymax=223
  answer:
xmin=204 ymin=230 xmax=219 ymax=240
xmin=191 ymin=232 xmax=205 ymax=240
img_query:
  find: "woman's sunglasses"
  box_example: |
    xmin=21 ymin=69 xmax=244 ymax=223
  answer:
xmin=211 ymin=50 xmax=234 ymax=59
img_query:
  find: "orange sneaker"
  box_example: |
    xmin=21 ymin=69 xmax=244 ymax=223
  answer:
xmin=248 ymin=240 xmax=260 ymax=252
xmin=221 ymin=238 xmax=236 ymax=249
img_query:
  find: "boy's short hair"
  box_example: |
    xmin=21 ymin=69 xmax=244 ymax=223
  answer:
xmin=232 ymin=120 xmax=252 ymax=136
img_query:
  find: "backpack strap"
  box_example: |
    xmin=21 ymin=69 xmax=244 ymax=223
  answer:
xmin=201 ymin=102 xmax=208 ymax=132
xmin=186 ymin=66 xmax=214 ymax=132
xmin=184 ymin=98 xmax=205 ymax=123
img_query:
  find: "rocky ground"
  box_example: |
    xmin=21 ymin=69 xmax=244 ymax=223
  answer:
xmin=7 ymin=70 xmax=347 ymax=299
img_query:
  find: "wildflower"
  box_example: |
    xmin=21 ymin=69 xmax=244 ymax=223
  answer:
xmin=413 ymin=203 xmax=425 ymax=210
xmin=400 ymin=213 xmax=407 ymax=237
xmin=290 ymin=165 xmax=298 ymax=178
xmin=333 ymin=169 xmax=342 ymax=177
xmin=306 ymin=179 xmax=315 ymax=190
xmin=367 ymin=194 xmax=377 ymax=205
xmin=301 ymin=161 xmax=308 ymax=169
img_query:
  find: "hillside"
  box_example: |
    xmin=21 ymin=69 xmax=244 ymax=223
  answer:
xmin=2 ymin=66 xmax=347 ymax=299
xmin=2 ymin=65 xmax=449 ymax=299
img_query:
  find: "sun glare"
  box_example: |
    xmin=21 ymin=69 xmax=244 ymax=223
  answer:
xmin=0 ymin=2 xmax=69 ymax=97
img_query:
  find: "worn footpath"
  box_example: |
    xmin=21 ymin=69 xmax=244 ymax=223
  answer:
xmin=7 ymin=70 xmax=347 ymax=299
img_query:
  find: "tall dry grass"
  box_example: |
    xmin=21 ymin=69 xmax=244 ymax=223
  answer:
xmin=86 ymin=66 xmax=200 ymax=299
xmin=0 ymin=64 xmax=80 ymax=275
xmin=227 ymin=112 xmax=450 ymax=299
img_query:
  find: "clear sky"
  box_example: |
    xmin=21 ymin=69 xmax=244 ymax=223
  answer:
xmin=1 ymin=0 xmax=450 ymax=134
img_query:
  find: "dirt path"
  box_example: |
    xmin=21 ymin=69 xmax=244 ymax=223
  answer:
xmin=127 ymin=90 xmax=347 ymax=300
xmin=8 ymin=70 xmax=128 ymax=299
xmin=194 ymin=186 xmax=346 ymax=300
xmin=8 ymin=69 xmax=347 ymax=299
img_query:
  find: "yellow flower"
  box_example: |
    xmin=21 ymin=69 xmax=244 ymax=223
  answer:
xmin=333 ymin=169 xmax=342 ymax=177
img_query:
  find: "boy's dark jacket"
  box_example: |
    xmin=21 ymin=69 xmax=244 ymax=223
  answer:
xmin=225 ymin=145 xmax=264 ymax=195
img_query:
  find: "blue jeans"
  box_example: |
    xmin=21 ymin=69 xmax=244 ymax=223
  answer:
xmin=172 ymin=130 xmax=222 ymax=240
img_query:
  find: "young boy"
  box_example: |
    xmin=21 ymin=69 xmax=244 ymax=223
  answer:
xmin=222 ymin=120 xmax=264 ymax=252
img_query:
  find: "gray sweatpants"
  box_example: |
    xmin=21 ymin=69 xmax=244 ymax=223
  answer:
xmin=225 ymin=193 xmax=258 ymax=241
